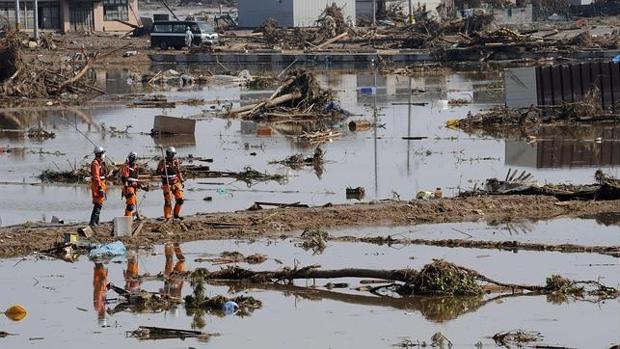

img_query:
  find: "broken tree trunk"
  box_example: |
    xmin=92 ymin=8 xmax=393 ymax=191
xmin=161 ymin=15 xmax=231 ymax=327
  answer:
xmin=57 ymin=59 xmax=95 ymax=94
xmin=195 ymin=265 xmax=419 ymax=284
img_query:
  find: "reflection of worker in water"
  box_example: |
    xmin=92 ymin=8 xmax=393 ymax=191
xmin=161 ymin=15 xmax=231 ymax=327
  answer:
xmin=156 ymin=147 xmax=185 ymax=221
xmin=89 ymin=146 xmax=108 ymax=227
xmin=161 ymin=242 xmax=185 ymax=298
xmin=124 ymin=252 xmax=142 ymax=292
xmin=120 ymin=151 xmax=141 ymax=218
xmin=92 ymin=262 xmax=109 ymax=325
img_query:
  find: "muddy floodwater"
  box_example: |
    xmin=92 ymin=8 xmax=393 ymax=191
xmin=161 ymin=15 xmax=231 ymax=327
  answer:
xmin=1 ymin=216 xmax=619 ymax=348
xmin=1 ymin=65 xmax=619 ymax=348
xmin=1 ymin=66 xmax=618 ymax=226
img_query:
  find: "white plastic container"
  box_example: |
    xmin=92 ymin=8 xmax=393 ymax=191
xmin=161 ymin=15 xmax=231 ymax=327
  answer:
xmin=113 ymin=217 xmax=133 ymax=237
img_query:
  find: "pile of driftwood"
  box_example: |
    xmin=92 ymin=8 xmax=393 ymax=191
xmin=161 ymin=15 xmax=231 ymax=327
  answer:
xmin=253 ymin=4 xmax=350 ymax=50
xmin=463 ymin=169 xmax=620 ymax=201
xmin=227 ymin=70 xmax=340 ymax=121
xmin=457 ymin=88 xmax=620 ymax=134
xmin=0 ymin=29 xmax=103 ymax=105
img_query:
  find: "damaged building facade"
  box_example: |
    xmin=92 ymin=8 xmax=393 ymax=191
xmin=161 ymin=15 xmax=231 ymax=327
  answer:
xmin=237 ymin=0 xmax=356 ymax=28
xmin=0 ymin=0 xmax=140 ymax=31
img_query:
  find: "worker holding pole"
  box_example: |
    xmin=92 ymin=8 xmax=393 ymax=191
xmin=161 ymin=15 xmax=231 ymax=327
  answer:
xmin=120 ymin=151 xmax=144 ymax=219
xmin=89 ymin=146 xmax=108 ymax=227
xmin=156 ymin=146 xmax=185 ymax=221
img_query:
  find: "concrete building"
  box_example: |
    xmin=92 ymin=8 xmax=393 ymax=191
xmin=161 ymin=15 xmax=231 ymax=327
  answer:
xmin=492 ymin=4 xmax=533 ymax=25
xmin=237 ymin=0 xmax=356 ymax=28
xmin=0 ymin=0 xmax=140 ymax=32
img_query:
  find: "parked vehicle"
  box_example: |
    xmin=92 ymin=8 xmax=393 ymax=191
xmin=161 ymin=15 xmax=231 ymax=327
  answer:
xmin=151 ymin=21 xmax=218 ymax=50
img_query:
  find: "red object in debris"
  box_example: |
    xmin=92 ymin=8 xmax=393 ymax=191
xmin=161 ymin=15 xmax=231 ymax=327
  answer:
xmin=256 ymin=127 xmax=273 ymax=136
xmin=576 ymin=19 xmax=587 ymax=28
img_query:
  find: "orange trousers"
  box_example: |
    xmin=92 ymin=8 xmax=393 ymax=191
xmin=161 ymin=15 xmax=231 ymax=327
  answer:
xmin=92 ymin=264 xmax=108 ymax=321
xmin=91 ymin=182 xmax=107 ymax=205
xmin=162 ymin=182 xmax=184 ymax=219
xmin=164 ymin=243 xmax=185 ymax=297
xmin=123 ymin=186 xmax=138 ymax=217
xmin=124 ymin=256 xmax=141 ymax=291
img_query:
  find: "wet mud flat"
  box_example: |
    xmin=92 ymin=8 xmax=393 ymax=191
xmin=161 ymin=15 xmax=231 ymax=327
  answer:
xmin=0 ymin=195 xmax=619 ymax=259
xmin=1 ymin=224 xmax=619 ymax=348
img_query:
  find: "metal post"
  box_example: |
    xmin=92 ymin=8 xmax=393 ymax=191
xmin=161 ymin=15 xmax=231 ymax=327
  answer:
xmin=408 ymin=0 xmax=412 ymax=23
xmin=15 ymin=0 xmax=20 ymax=30
xmin=372 ymin=0 xmax=376 ymax=26
xmin=406 ymin=76 xmax=412 ymax=175
xmin=34 ymin=0 xmax=39 ymax=41
xmin=373 ymin=68 xmax=378 ymax=197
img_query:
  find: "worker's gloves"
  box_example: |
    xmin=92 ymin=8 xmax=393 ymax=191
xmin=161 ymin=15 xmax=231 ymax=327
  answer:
xmin=98 ymin=187 xmax=105 ymax=196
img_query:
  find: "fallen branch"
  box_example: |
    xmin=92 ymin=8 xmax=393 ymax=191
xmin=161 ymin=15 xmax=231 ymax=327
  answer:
xmin=332 ymin=235 xmax=620 ymax=258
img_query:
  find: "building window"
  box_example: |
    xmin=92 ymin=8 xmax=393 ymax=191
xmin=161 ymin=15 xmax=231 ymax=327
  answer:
xmin=104 ymin=0 xmax=128 ymax=21
xmin=39 ymin=2 xmax=60 ymax=29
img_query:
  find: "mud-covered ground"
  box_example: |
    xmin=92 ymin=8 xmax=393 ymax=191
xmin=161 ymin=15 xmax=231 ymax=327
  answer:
xmin=0 ymin=195 xmax=618 ymax=258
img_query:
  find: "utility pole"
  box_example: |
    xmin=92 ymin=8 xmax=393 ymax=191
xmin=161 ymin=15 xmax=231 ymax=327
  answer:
xmin=34 ymin=0 xmax=39 ymax=41
xmin=372 ymin=0 xmax=376 ymax=26
xmin=408 ymin=0 xmax=412 ymax=23
xmin=15 ymin=0 xmax=20 ymax=30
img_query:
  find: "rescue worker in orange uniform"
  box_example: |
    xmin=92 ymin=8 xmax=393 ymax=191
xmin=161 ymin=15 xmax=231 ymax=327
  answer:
xmin=162 ymin=242 xmax=186 ymax=298
xmin=92 ymin=262 xmax=109 ymax=325
xmin=124 ymin=252 xmax=142 ymax=292
xmin=89 ymin=146 xmax=108 ymax=227
xmin=156 ymin=146 xmax=185 ymax=221
xmin=120 ymin=151 xmax=141 ymax=218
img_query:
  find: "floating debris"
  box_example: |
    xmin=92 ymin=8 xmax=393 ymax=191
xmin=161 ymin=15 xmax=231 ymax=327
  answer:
xmin=27 ymin=128 xmax=56 ymax=140
xmin=463 ymin=170 xmax=620 ymax=201
xmin=492 ymin=330 xmax=543 ymax=348
xmin=127 ymin=326 xmax=211 ymax=341
xmin=196 ymin=251 xmax=268 ymax=265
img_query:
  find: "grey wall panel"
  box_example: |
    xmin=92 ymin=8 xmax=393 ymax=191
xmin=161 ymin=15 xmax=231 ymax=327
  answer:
xmin=238 ymin=0 xmax=294 ymax=28
xmin=293 ymin=0 xmax=356 ymax=27
xmin=504 ymin=67 xmax=538 ymax=108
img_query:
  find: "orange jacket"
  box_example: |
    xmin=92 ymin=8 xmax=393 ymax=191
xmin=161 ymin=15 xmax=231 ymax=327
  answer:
xmin=157 ymin=159 xmax=184 ymax=184
xmin=121 ymin=163 xmax=140 ymax=188
xmin=91 ymin=159 xmax=107 ymax=188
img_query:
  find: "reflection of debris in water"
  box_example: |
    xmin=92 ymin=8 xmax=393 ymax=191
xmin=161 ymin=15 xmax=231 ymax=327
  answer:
xmin=492 ymin=329 xmax=543 ymax=348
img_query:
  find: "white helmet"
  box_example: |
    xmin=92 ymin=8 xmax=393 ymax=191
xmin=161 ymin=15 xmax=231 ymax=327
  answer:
xmin=93 ymin=146 xmax=105 ymax=155
xmin=165 ymin=146 xmax=177 ymax=159
xmin=127 ymin=151 xmax=137 ymax=163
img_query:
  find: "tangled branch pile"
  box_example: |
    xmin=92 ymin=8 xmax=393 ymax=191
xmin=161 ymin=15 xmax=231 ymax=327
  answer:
xmin=0 ymin=29 xmax=101 ymax=105
xmin=254 ymin=5 xmax=349 ymax=49
xmin=363 ymin=7 xmax=494 ymax=50
xmin=227 ymin=70 xmax=338 ymax=120
xmin=315 ymin=3 xmax=348 ymax=42
xmin=406 ymin=259 xmax=483 ymax=296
